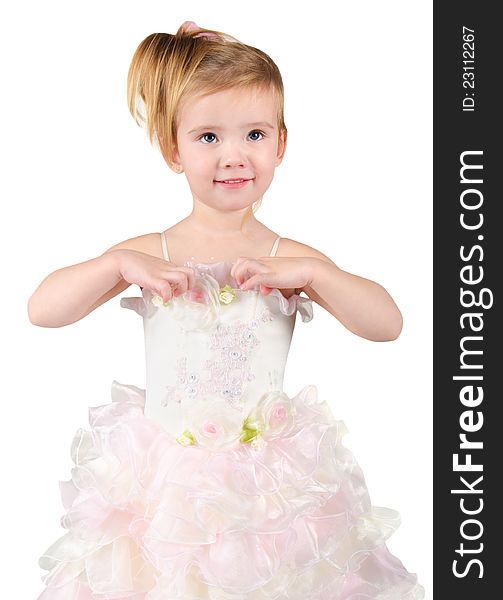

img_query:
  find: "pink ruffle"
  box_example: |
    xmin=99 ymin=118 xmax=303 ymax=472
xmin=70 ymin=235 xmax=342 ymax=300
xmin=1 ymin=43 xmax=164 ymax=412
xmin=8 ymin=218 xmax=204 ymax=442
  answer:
xmin=37 ymin=381 xmax=424 ymax=599
xmin=267 ymin=288 xmax=313 ymax=322
xmin=120 ymin=260 xmax=314 ymax=323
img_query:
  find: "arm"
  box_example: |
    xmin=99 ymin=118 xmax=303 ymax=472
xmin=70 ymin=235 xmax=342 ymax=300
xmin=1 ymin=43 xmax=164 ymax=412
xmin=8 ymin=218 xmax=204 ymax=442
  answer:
xmin=26 ymin=234 xmax=156 ymax=328
xmin=27 ymin=251 xmax=128 ymax=328
xmin=278 ymin=238 xmax=402 ymax=341
xmin=27 ymin=232 xmax=196 ymax=328
xmin=304 ymin=258 xmax=403 ymax=342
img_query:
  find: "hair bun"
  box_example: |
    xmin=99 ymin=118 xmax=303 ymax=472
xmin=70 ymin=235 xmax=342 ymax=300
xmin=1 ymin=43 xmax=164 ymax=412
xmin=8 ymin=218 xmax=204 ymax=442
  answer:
xmin=177 ymin=20 xmax=223 ymax=41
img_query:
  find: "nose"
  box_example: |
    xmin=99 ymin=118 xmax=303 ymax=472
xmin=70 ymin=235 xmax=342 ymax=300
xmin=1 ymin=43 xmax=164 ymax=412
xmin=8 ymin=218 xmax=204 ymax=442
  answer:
xmin=220 ymin=139 xmax=247 ymax=168
xmin=224 ymin=158 xmax=246 ymax=168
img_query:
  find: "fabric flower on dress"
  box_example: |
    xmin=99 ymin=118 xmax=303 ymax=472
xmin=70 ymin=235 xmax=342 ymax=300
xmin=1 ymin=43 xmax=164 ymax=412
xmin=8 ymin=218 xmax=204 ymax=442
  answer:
xmin=151 ymin=294 xmax=171 ymax=308
xmin=121 ymin=260 xmax=315 ymax=323
xmin=218 ymin=284 xmax=237 ymax=305
xmin=164 ymin=274 xmax=222 ymax=331
xmin=240 ymin=415 xmax=262 ymax=443
xmin=186 ymin=401 xmax=244 ymax=450
xmin=147 ymin=272 xmax=241 ymax=332
xmin=174 ymin=393 xmax=298 ymax=451
xmin=174 ymin=391 xmax=300 ymax=451
xmin=242 ymin=390 xmax=297 ymax=444
xmin=185 ymin=286 xmax=208 ymax=304
xmin=176 ymin=430 xmax=196 ymax=446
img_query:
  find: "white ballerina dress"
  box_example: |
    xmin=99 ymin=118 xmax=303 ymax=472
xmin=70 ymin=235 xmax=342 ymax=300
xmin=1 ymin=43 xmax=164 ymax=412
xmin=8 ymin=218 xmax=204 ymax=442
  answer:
xmin=37 ymin=233 xmax=425 ymax=599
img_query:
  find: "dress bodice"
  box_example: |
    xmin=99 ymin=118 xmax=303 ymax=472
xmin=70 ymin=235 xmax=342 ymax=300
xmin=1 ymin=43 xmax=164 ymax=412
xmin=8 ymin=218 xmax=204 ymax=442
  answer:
xmin=120 ymin=261 xmax=313 ymax=437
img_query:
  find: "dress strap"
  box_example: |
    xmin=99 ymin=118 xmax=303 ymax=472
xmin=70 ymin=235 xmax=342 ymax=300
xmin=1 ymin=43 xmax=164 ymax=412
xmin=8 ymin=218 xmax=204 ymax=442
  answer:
xmin=269 ymin=236 xmax=281 ymax=257
xmin=160 ymin=231 xmax=170 ymax=261
xmin=161 ymin=231 xmax=280 ymax=261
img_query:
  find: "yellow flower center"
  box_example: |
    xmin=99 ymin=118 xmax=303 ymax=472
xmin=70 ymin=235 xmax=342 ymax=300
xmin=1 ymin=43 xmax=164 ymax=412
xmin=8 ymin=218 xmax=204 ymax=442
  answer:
xmin=240 ymin=416 xmax=263 ymax=443
xmin=176 ymin=430 xmax=197 ymax=446
xmin=219 ymin=285 xmax=237 ymax=304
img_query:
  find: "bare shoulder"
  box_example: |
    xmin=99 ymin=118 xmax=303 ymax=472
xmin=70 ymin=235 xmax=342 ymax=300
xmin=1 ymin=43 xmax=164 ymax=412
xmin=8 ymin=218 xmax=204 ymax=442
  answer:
xmin=103 ymin=232 xmax=163 ymax=258
xmin=278 ymin=237 xmax=337 ymax=266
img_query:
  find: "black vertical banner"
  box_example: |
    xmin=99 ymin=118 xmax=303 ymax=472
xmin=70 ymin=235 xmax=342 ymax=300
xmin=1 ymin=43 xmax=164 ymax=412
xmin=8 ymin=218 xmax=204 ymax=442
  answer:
xmin=434 ymin=2 xmax=499 ymax=597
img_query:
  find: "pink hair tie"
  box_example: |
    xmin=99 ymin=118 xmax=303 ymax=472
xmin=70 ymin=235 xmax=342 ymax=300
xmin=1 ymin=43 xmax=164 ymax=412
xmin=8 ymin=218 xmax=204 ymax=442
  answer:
xmin=180 ymin=20 xmax=222 ymax=41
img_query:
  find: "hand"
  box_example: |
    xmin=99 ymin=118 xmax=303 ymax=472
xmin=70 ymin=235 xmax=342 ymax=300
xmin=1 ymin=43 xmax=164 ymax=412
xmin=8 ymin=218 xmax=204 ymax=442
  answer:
xmin=230 ymin=256 xmax=316 ymax=294
xmin=110 ymin=249 xmax=196 ymax=302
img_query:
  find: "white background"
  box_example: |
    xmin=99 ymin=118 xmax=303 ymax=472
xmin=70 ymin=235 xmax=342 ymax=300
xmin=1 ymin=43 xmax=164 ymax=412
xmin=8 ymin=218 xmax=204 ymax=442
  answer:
xmin=1 ymin=1 xmax=432 ymax=597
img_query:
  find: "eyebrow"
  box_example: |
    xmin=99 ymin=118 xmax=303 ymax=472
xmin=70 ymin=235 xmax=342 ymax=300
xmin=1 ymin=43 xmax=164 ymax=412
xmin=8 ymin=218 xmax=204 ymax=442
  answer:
xmin=187 ymin=121 xmax=275 ymax=134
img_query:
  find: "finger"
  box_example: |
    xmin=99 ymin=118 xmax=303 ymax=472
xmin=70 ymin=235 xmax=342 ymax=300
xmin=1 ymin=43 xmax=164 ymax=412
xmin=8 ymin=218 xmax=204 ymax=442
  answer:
xmin=170 ymin=282 xmax=183 ymax=298
xmin=163 ymin=269 xmax=190 ymax=296
xmin=240 ymin=272 xmax=268 ymax=290
xmin=170 ymin=275 xmax=188 ymax=297
xmin=234 ymin=259 xmax=268 ymax=287
xmin=159 ymin=266 xmax=198 ymax=300
xmin=231 ymin=257 xmax=250 ymax=280
xmin=176 ymin=267 xmax=196 ymax=290
xmin=231 ymin=259 xmax=251 ymax=286
xmin=260 ymin=284 xmax=273 ymax=295
xmin=158 ymin=281 xmax=173 ymax=302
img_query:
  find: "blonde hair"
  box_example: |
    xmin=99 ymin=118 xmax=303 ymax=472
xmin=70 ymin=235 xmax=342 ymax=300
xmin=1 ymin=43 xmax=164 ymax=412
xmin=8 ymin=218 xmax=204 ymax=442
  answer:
xmin=127 ymin=22 xmax=287 ymax=218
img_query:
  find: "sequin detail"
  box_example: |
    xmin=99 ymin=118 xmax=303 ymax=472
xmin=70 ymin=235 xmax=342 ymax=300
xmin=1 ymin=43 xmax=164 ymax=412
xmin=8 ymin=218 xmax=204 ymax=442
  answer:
xmin=163 ymin=308 xmax=275 ymax=409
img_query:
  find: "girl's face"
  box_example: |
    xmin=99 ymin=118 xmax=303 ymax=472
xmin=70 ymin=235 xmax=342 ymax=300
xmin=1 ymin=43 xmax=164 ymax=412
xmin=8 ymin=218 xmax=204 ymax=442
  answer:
xmin=171 ymin=86 xmax=286 ymax=212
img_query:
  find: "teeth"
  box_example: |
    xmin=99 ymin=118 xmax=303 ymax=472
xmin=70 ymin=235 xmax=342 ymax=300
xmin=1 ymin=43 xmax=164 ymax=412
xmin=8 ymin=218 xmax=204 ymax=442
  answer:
xmin=222 ymin=179 xmax=245 ymax=183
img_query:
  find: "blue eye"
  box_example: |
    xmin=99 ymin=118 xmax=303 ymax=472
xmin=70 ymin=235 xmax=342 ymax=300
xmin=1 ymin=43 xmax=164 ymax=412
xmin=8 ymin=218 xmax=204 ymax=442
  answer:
xmin=248 ymin=130 xmax=265 ymax=141
xmin=197 ymin=130 xmax=266 ymax=144
xmin=200 ymin=132 xmax=217 ymax=144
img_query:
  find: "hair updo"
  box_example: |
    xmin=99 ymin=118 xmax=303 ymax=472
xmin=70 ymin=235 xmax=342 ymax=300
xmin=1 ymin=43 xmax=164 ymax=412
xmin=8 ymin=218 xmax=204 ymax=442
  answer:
xmin=127 ymin=22 xmax=287 ymax=170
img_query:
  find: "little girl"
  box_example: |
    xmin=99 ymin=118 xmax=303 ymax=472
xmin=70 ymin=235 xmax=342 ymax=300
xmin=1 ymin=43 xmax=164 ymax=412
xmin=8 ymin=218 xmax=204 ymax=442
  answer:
xmin=29 ymin=21 xmax=424 ymax=599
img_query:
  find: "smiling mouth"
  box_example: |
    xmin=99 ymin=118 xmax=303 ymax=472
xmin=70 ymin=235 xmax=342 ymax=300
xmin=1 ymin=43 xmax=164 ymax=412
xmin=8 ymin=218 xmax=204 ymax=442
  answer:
xmin=214 ymin=178 xmax=254 ymax=183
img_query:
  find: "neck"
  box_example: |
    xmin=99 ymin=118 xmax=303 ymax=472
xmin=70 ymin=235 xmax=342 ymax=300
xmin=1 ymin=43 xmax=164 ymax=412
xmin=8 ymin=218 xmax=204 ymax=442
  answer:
xmin=183 ymin=202 xmax=261 ymax=237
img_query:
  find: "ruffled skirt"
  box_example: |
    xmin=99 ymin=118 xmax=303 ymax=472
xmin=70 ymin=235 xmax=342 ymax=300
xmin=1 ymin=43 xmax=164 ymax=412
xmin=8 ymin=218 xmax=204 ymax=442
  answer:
xmin=37 ymin=381 xmax=425 ymax=599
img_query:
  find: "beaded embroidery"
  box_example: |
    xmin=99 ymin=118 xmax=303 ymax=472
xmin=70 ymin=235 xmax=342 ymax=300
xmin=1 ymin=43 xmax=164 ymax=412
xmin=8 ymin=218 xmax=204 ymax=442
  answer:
xmin=163 ymin=307 xmax=274 ymax=409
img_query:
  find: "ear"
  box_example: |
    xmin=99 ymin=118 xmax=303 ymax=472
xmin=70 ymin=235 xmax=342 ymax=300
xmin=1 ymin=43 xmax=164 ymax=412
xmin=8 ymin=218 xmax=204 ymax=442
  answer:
xmin=160 ymin=137 xmax=184 ymax=174
xmin=170 ymin=148 xmax=184 ymax=174
xmin=275 ymin=129 xmax=287 ymax=166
